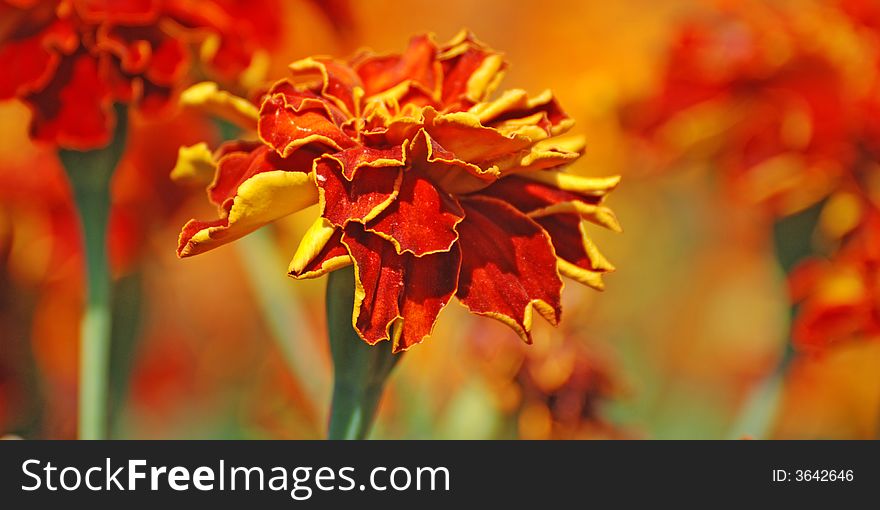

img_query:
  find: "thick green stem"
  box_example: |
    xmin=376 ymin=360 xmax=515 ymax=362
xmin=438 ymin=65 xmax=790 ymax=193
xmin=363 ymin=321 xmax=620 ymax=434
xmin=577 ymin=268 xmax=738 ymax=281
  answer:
xmin=326 ymin=265 xmax=401 ymax=440
xmin=60 ymin=106 xmax=128 ymax=440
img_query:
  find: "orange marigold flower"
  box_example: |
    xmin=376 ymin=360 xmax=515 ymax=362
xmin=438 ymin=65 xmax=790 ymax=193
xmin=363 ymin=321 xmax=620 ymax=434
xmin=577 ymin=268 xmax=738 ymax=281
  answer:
xmin=0 ymin=0 xmax=284 ymax=149
xmin=175 ymin=31 xmax=620 ymax=352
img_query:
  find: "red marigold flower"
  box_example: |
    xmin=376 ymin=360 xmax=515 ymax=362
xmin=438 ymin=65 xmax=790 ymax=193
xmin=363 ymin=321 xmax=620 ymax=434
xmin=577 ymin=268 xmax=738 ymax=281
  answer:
xmin=175 ymin=31 xmax=620 ymax=352
xmin=623 ymin=0 xmax=870 ymax=215
xmin=0 ymin=0 xmax=284 ymax=149
xmin=790 ymin=200 xmax=880 ymax=350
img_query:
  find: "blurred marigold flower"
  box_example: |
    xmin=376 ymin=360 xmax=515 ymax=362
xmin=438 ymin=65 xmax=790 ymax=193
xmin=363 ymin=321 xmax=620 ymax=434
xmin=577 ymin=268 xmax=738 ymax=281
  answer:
xmin=0 ymin=0 xmax=284 ymax=149
xmin=471 ymin=331 xmax=626 ymax=439
xmin=790 ymin=203 xmax=880 ymax=350
xmin=624 ymin=0 xmax=878 ymax=216
xmin=174 ymin=31 xmax=621 ymax=352
xmin=625 ymin=0 xmax=880 ymax=351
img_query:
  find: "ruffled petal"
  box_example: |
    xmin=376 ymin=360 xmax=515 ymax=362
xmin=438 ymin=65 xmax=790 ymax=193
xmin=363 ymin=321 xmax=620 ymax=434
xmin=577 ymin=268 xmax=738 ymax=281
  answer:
xmin=258 ymin=86 xmax=355 ymax=156
xmin=208 ymin=143 xmax=318 ymax=209
xmin=27 ymin=53 xmax=114 ymax=149
xmin=342 ymin=223 xmax=461 ymax=351
xmin=424 ymin=108 xmax=534 ymax=167
xmin=489 ymin=135 xmax=585 ymax=175
xmin=534 ymin=213 xmax=614 ymax=290
xmin=479 ymin=172 xmax=622 ymax=232
xmin=470 ymin=88 xmax=573 ymax=136
xmin=364 ymin=135 xmax=466 ymax=256
xmin=353 ymin=34 xmax=441 ymax=106
xmin=438 ymin=30 xmax=507 ymax=108
xmin=455 ymin=195 xmax=563 ymax=342
xmin=0 ymin=32 xmax=59 ymax=99
xmin=288 ymin=56 xmax=363 ymax=116
xmin=409 ymin=128 xmax=499 ymax=194
xmin=177 ymin=144 xmax=319 ymax=257
xmin=316 ymin=145 xmax=405 ymax=226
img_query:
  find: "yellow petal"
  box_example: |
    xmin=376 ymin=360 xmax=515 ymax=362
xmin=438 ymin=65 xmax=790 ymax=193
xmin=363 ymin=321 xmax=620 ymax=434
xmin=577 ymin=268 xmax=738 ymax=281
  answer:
xmin=528 ymin=201 xmax=622 ymax=233
xmin=179 ymin=170 xmax=318 ymax=257
xmin=180 ymin=82 xmax=259 ymax=129
xmin=520 ymin=169 xmax=621 ymax=196
xmin=288 ymin=217 xmax=351 ymax=279
xmin=466 ymin=53 xmax=505 ymax=103
xmin=170 ymin=142 xmax=216 ymax=185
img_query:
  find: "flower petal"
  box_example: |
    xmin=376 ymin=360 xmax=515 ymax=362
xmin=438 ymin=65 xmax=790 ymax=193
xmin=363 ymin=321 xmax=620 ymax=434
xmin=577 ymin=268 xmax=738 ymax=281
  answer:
xmin=405 ymin=127 xmax=499 ymax=195
xmin=208 ymin=143 xmax=318 ymax=209
xmin=438 ymin=30 xmax=507 ymax=107
xmin=342 ymin=223 xmax=461 ymax=351
xmin=170 ymin=142 xmax=216 ymax=185
xmin=489 ymin=135 xmax=586 ymax=176
xmin=424 ymin=108 xmax=534 ymax=166
xmin=0 ymin=12 xmax=77 ymax=98
xmin=534 ymin=213 xmax=614 ymax=290
xmin=178 ymin=167 xmax=318 ymax=257
xmin=180 ymin=81 xmax=259 ymax=129
xmin=288 ymin=217 xmax=351 ymax=279
xmin=470 ymin=88 xmax=573 ymax=136
xmin=0 ymin=33 xmax=59 ymax=99
xmin=258 ymin=87 xmax=355 ymax=156
xmin=455 ymin=195 xmax=563 ymax=342
xmin=316 ymin=145 xmax=405 ymax=226
xmin=480 ymin=173 xmax=622 ymax=232
xmin=288 ymin=56 xmax=363 ymax=116
xmin=353 ymin=34 xmax=441 ymax=105
xmin=365 ymin=136 xmax=466 ymax=256
xmin=27 ymin=54 xmax=114 ymax=149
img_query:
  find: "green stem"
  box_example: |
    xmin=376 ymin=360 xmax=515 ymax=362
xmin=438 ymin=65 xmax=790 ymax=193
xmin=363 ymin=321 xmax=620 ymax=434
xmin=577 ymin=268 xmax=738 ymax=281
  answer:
xmin=326 ymin=265 xmax=401 ymax=439
xmin=60 ymin=105 xmax=128 ymax=440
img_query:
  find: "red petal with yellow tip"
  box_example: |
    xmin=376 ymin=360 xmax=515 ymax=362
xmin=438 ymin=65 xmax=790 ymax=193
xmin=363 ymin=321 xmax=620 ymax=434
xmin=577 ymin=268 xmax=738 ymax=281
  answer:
xmin=289 ymin=226 xmax=350 ymax=279
xmin=536 ymin=215 xmax=599 ymax=270
xmin=289 ymin=57 xmax=363 ymax=115
xmin=342 ymin=223 xmax=460 ymax=351
xmin=455 ymin=196 xmax=563 ymax=342
xmin=208 ymin=143 xmax=317 ymax=208
xmin=439 ymin=32 xmax=507 ymax=107
xmin=366 ymin=167 xmax=464 ymax=256
xmin=258 ymin=91 xmax=355 ymax=156
xmin=480 ymin=174 xmax=601 ymax=210
xmin=534 ymin=213 xmax=614 ymax=290
xmin=424 ymin=110 xmax=532 ymax=165
xmin=353 ymin=34 xmax=440 ymax=101
xmin=316 ymin=147 xmax=405 ymax=226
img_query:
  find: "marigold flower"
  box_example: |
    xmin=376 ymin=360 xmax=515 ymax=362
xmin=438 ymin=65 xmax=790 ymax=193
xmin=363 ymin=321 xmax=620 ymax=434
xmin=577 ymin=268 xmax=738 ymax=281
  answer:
xmin=625 ymin=0 xmax=880 ymax=352
xmin=0 ymin=0 xmax=284 ymax=149
xmin=790 ymin=203 xmax=880 ymax=349
xmin=471 ymin=331 xmax=626 ymax=439
xmin=624 ymin=0 xmax=872 ymax=215
xmin=175 ymin=31 xmax=620 ymax=352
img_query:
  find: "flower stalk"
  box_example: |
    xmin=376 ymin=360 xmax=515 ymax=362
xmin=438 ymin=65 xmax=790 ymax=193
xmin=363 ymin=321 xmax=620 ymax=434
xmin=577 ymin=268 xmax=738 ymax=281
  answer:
xmin=59 ymin=105 xmax=128 ymax=440
xmin=326 ymin=265 xmax=400 ymax=440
